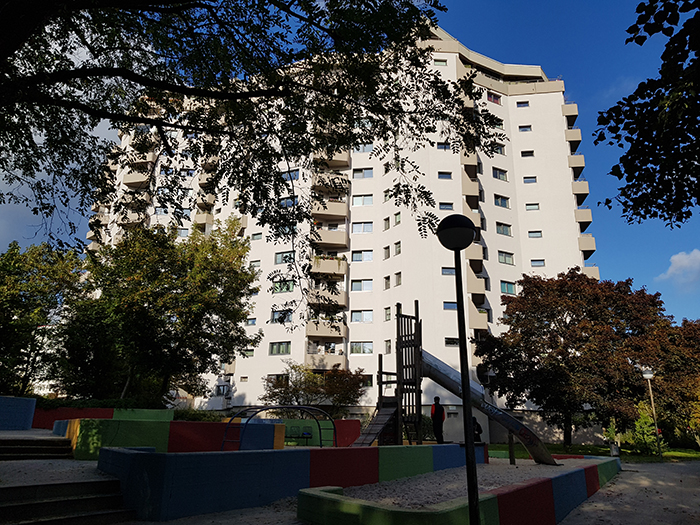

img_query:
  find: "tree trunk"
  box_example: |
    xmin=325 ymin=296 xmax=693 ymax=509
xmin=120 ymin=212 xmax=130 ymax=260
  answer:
xmin=120 ymin=370 xmax=131 ymax=399
xmin=563 ymin=412 xmax=573 ymax=448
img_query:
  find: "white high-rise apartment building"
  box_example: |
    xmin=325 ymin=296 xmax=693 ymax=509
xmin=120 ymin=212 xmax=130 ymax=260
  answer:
xmin=90 ymin=28 xmax=597 ymax=424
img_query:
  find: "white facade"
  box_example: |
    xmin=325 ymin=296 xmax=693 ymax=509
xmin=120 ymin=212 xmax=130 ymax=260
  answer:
xmin=91 ymin=28 xmax=597 ymax=416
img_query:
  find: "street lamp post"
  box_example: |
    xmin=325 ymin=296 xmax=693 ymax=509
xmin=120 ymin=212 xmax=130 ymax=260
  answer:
xmin=642 ymin=369 xmax=663 ymax=459
xmin=436 ymin=214 xmax=480 ymax=525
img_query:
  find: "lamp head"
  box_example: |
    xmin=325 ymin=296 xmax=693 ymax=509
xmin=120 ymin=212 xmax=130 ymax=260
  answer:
xmin=642 ymin=369 xmax=654 ymax=380
xmin=436 ymin=214 xmax=477 ymax=252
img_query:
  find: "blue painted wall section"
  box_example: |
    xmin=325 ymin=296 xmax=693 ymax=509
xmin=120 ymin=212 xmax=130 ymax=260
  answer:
xmin=432 ymin=444 xmax=467 ymax=471
xmin=0 ymin=396 xmax=36 ymax=430
xmin=550 ymin=468 xmax=588 ymax=523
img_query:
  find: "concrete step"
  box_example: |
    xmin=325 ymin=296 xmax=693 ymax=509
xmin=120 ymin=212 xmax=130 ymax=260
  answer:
xmin=0 ymin=453 xmax=73 ymax=461
xmin=1 ymin=493 xmax=124 ymax=523
xmin=0 ymin=439 xmax=70 ymax=448
xmin=0 ymin=438 xmax=72 ymax=461
xmin=4 ymin=508 xmax=137 ymax=525
xmin=0 ymin=480 xmax=121 ymax=504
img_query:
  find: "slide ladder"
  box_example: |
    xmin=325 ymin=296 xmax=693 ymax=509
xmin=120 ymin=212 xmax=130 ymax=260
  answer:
xmin=351 ymin=406 xmax=398 ymax=447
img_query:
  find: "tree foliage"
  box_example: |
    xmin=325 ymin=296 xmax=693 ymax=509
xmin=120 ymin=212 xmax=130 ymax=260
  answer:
xmin=0 ymin=0 xmax=503 ymax=242
xmin=595 ymin=0 xmax=699 ymax=225
xmin=474 ymin=268 xmax=676 ymax=446
xmin=259 ymin=360 xmax=366 ymax=419
xmin=0 ymin=242 xmax=81 ymax=395
xmin=50 ymin=218 xmax=260 ymax=400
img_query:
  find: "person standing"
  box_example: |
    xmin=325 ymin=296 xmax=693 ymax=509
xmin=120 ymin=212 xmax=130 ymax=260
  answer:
xmin=431 ymin=396 xmax=445 ymax=444
xmin=473 ymin=416 xmax=483 ymax=443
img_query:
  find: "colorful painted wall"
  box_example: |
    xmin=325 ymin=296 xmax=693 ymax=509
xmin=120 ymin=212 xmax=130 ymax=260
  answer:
xmin=98 ymin=443 xmax=487 ymax=521
xmin=0 ymin=397 xmax=36 ymax=430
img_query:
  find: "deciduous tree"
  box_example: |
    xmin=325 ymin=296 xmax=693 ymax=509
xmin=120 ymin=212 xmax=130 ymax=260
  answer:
xmin=595 ymin=0 xmax=699 ymax=225
xmin=475 ymin=268 xmax=673 ymax=446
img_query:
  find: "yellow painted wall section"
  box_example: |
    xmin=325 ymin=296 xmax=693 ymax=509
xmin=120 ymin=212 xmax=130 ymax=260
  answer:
xmin=274 ymin=424 xmax=286 ymax=449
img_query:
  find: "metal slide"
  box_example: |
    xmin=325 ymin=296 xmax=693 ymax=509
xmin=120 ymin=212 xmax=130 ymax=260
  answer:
xmin=422 ymin=349 xmax=557 ymax=465
xmin=351 ymin=406 xmax=397 ymax=447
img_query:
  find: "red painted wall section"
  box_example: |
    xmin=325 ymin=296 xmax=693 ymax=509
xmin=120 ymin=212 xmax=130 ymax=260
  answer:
xmin=583 ymin=465 xmax=600 ymax=497
xmin=333 ymin=419 xmax=361 ymax=447
xmin=168 ymin=421 xmax=241 ymax=452
xmin=489 ymin=477 xmax=556 ymax=525
xmin=33 ymin=408 xmax=114 ymax=429
xmin=309 ymin=447 xmax=379 ymax=488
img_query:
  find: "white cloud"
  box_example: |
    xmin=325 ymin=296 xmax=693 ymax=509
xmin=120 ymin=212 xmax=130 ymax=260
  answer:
xmin=656 ymin=249 xmax=700 ymax=289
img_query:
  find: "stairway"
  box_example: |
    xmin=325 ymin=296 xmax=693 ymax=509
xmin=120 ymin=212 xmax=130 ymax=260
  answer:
xmin=351 ymin=406 xmax=398 ymax=446
xmin=0 ymin=479 xmax=136 ymax=525
xmin=0 ymin=438 xmax=72 ymax=461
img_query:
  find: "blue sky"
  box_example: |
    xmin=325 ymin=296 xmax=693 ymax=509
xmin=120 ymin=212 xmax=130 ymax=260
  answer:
xmin=436 ymin=0 xmax=700 ymax=323
xmin=1 ymin=1 xmax=698 ymax=323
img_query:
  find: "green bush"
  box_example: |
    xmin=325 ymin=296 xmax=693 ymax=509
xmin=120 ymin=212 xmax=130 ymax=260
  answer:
xmin=626 ymin=402 xmax=666 ymax=455
xmin=173 ymin=408 xmax=228 ymax=422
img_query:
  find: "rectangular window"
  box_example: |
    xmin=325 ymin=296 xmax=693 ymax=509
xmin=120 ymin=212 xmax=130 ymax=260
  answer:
xmin=250 ymin=260 xmax=261 ymax=268
xmin=350 ymin=342 xmax=373 ymax=354
xmin=274 ymin=251 xmax=294 ymax=264
xmin=445 ymin=337 xmax=460 ymax=347
xmin=498 ymin=251 xmax=514 ymax=265
xmin=496 ymin=222 xmax=512 ymax=236
xmin=437 ymin=171 xmax=452 ymax=180
xmin=353 ymin=168 xmax=373 ymax=179
xmin=385 ymin=340 xmax=392 ymax=354
xmin=443 ymin=302 xmax=458 ymax=310
xmin=437 ymin=142 xmax=450 ymax=150
xmin=240 ymin=376 xmax=249 ymax=381
xmin=351 ymin=222 xmax=373 ymax=233
xmin=155 ymin=207 xmax=168 ymax=215
xmin=243 ymin=348 xmax=254 ymax=357
xmin=269 ymin=341 xmax=291 ymax=355
xmin=492 ymin=168 xmax=507 ymax=181
xmin=494 ymin=195 xmax=510 ymax=208
xmin=177 ymin=228 xmax=188 ymax=237
xmin=523 ymin=176 xmax=537 ymax=184
xmin=394 ymin=241 xmax=402 ymax=255
xmin=352 ymin=194 xmax=373 ymax=206
xmin=282 ymin=169 xmax=299 ymax=181
xmin=354 ymin=143 xmax=373 ymax=153
xmin=351 ymin=250 xmax=373 ymax=262
xmin=350 ymin=279 xmax=373 ymax=292
xmin=500 ymin=281 xmax=516 ymax=295
xmin=525 ymin=203 xmax=540 ymax=211
xmin=531 ymin=259 xmax=546 ymax=267
xmin=279 ymin=195 xmax=298 ymax=208
xmin=494 ymin=144 xmax=505 ymax=155
xmin=350 ymin=310 xmax=373 ymax=323
xmin=395 ymin=272 xmax=402 ymax=286
xmin=246 ymin=318 xmax=256 ymax=326
xmin=383 ymin=246 xmax=390 ymax=259
xmin=521 ymin=150 xmax=535 ymax=157
xmin=394 ymin=212 xmax=401 ymax=225
xmin=433 ymin=58 xmax=448 ymax=66
xmin=518 ymin=125 xmax=532 ymax=132
xmin=442 ymin=267 xmax=456 ymax=275
xmin=487 ymin=92 xmax=502 ymax=104
xmin=528 ymin=231 xmax=543 ymax=238
xmin=271 ymin=310 xmax=292 ymax=323
xmin=384 ymin=276 xmax=390 ymax=290
xmin=251 ymin=232 xmax=262 ymax=240
xmin=383 ymin=217 xmax=390 ymax=230
xmin=384 ymin=307 xmax=391 ymax=321
xmin=272 ymin=280 xmax=294 ymax=293
xmin=439 ymin=202 xmax=454 ymax=210
xmin=516 ymin=101 xmax=529 ymax=108
xmin=383 ymin=189 xmax=391 ymax=202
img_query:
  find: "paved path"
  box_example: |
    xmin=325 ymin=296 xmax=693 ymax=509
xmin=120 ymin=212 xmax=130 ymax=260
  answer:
xmin=560 ymin=461 xmax=700 ymax=525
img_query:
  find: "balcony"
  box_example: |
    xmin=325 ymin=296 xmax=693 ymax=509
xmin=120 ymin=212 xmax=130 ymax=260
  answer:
xmin=465 ymin=242 xmax=483 ymax=274
xmin=199 ymin=171 xmax=215 ymax=188
xmin=582 ymin=265 xmax=600 ymax=280
xmin=575 ymin=207 xmax=593 ymax=232
xmin=568 ymin=154 xmax=585 ymax=179
xmin=85 ymin=230 xmax=97 ymax=242
xmin=118 ymin=210 xmax=146 ymax=228
xmin=196 ymin=192 xmax=216 ymax=209
xmin=312 ymin=172 xmax=350 ymax=193
xmin=194 ymin=211 xmax=214 ymax=226
xmin=469 ymin=302 xmax=489 ymax=330
xmin=565 ymin=128 xmax=582 ymax=152
xmin=132 ymin=151 xmax=158 ymax=166
xmin=467 ymin=267 xmax=486 ymax=295
xmin=462 ymin=172 xmax=479 ymax=210
xmin=306 ymin=319 xmax=348 ymax=339
xmin=572 ymin=180 xmax=589 ymax=205
xmin=313 ymin=228 xmax=349 ymax=248
xmin=311 ymin=199 xmax=348 ymax=220
xmin=122 ymin=171 xmax=150 ymax=189
xmin=201 ymin=156 xmax=219 ymax=171
xmin=562 ymin=102 xmax=578 ymax=127
xmin=308 ymin=288 xmax=348 ymax=308
xmin=304 ymin=351 xmax=347 ymax=370
xmin=460 ymin=149 xmax=477 ymax=168
xmin=578 ymin=234 xmax=597 ymax=259
xmin=86 ymin=242 xmax=100 ymax=252
xmin=324 ymin=149 xmax=351 ymax=168
xmin=311 ymin=257 xmax=348 ymax=277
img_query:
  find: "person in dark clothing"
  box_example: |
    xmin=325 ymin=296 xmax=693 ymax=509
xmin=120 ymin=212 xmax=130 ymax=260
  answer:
xmin=473 ymin=416 xmax=483 ymax=443
xmin=431 ymin=396 xmax=445 ymax=444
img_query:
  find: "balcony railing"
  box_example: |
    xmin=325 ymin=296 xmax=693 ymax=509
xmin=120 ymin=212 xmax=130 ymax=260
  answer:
xmin=311 ymin=257 xmax=348 ymax=276
xmin=306 ymin=319 xmax=348 ymax=338
xmin=313 ymin=228 xmax=349 ymax=248
xmin=308 ymin=288 xmax=348 ymax=308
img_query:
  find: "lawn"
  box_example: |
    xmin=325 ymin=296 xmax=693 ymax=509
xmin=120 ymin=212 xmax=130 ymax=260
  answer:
xmin=488 ymin=442 xmax=700 ymax=462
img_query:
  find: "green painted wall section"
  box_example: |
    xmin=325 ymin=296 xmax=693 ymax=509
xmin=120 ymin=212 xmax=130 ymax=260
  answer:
xmin=112 ymin=409 xmax=174 ymax=421
xmin=298 ymin=486 xmax=499 ymax=525
xmin=72 ymin=419 xmax=171 ymax=460
xmin=378 ymin=446 xmax=433 ymax=482
xmin=283 ymin=419 xmax=335 ymax=447
xmin=597 ymin=458 xmax=621 ymax=487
